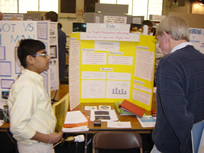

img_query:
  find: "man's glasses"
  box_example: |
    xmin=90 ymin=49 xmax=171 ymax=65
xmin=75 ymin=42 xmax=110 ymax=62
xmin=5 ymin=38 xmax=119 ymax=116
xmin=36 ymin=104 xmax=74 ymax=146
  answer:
xmin=33 ymin=53 xmax=49 ymax=57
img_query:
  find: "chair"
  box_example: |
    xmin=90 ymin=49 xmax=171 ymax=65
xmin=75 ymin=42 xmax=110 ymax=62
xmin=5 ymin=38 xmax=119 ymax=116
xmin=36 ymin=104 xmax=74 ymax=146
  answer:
xmin=92 ymin=131 xmax=143 ymax=153
xmin=191 ymin=120 xmax=204 ymax=153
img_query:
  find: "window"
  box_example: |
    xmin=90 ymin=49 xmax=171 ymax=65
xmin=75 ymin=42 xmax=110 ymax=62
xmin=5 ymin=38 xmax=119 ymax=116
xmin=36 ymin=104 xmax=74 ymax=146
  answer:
xmin=0 ymin=0 xmax=18 ymax=13
xmin=100 ymin=0 xmax=163 ymax=19
xmin=0 ymin=0 xmax=58 ymax=13
xmin=19 ymin=0 xmax=38 ymax=13
xmin=132 ymin=0 xmax=148 ymax=18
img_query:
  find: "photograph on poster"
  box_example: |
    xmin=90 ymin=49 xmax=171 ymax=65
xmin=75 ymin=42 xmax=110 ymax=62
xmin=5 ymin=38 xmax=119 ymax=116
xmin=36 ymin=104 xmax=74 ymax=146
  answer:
xmin=73 ymin=23 xmax=87 ymax=32
xmin=0 ymin=46 xmax=6 ymax=60
xmin=37 ymin=22 xmax=48 ymax=40
xmin=1 ymin=91 xmax=10 ymax=99
xmin=130 ymin=24 xmax=143 ymax=33
xmin=0 ymin=61 xmax=11 ymax=77
xmin=50 ymin=45 xmax=57 ymax=58
xmin=1 ymin=79 xmax=14 ymax=89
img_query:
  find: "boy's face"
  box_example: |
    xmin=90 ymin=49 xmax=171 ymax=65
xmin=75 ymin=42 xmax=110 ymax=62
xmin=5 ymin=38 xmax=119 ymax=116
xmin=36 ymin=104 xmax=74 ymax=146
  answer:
xmin=29 ymin=49 xmax=51 ymax=74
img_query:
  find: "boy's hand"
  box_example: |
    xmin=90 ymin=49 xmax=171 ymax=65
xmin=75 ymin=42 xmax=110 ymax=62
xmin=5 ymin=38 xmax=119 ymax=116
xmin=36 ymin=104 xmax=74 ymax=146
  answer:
xmin=48 ymin=132 xmax=63 ymax=144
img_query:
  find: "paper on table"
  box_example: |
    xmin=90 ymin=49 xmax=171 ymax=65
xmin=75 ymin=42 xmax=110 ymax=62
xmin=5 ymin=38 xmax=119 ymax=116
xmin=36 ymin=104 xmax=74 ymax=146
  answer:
xmin=107 ymin=121 xmax=131 ymax=128
xmin=0 ymin=120 xmax=4 ymax=126
xmin=137 ymin=115 xmax=156 ymax=128
xmin=90 ymin=110 xmax=118 ymax=122
xmin=62 ymin=126 xmax=89 ymax=133
xmin=84 ymin=106 xmax=97 ymax=110
xmin=98 ymin=105 xmax=111 ymax=110
xmin=64 ymin=110 xmax=88 ymax=124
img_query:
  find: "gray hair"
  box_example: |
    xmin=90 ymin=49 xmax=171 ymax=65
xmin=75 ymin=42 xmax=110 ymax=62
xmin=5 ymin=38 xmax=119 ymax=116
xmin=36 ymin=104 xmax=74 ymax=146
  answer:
xmin=156 ymin=16 xmax=189 ymax=41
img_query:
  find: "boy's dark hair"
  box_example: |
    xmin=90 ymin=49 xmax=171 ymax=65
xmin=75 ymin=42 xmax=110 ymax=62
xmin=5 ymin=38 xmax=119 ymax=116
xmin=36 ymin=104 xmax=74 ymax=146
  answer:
xmin=17 ymin=39 xmax=45 ymax=68
xmin=45 ymin=11 xmax=58 ymax=22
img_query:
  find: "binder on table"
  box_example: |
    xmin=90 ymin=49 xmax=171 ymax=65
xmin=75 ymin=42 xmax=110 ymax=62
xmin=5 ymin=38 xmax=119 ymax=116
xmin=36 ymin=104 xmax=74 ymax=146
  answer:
xmin=119 ymin=99 xmax=145 ymax=117
xmin=114 ymin=101 xmax=135 ymax=116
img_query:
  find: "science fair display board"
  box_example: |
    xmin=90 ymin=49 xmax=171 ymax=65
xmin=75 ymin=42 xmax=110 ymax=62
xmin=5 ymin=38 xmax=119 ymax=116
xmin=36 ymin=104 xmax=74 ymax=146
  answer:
xmin=0 ymin=21 xmax=59 ymax=102
xmin=189 ymin=28 xmax=204 ymax=54
xmin=69 ymin=23 xmax=155 ymax=111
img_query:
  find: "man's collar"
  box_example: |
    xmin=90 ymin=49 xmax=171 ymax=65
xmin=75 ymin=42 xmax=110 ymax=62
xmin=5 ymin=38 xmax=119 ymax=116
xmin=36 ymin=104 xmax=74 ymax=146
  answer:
xmin=170 ymin=42 xmax=192 ymax=53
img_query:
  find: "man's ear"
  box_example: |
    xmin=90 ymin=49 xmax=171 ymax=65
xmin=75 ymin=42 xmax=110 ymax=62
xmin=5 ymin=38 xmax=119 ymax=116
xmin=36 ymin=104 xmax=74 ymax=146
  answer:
xmin=163 ymin=31 xmax=170 ymax=43
xmin=26 ymin=55 xmax=35 ymax=65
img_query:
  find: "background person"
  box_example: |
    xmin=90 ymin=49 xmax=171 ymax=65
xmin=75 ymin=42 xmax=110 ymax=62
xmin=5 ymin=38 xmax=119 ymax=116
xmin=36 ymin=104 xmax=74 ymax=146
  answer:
xmin=151 ymin=16 xmax=204 ymax=153
xmin=143 ymin=20 xmax=154 ymax=35
xmin=45 ymin=11 xmax=67 ymax=81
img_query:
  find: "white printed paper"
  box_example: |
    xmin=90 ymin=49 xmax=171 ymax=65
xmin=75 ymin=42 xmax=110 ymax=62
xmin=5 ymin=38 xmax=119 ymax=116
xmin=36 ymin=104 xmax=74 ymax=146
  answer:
xmin=81 ymin=80 xmax=106 ymax=98
xmin=64 ymin=111 xmax=87 ymax=124
xmin=135 ymin=49 xmax=154 ymax=81
xmin=95 ymin=41 xmax=119 ymax=52
xmin=107 ymin=121 xmax=131 ymax=128
xmin=107 ymin=72 xmax=131 ymax=80
xmin=82 ymin=52 xmax=107 ymax=65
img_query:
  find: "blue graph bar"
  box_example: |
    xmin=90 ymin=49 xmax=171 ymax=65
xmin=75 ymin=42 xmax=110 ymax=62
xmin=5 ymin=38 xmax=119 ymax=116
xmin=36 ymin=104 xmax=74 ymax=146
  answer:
xmin=112 ymin=87 xmax=126 ymax=95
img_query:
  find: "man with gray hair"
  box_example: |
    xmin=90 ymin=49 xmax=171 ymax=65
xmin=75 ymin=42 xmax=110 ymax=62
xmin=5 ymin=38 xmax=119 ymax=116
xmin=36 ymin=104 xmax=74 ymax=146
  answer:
xmin=151 ymin=16 xmax=204 ymax=153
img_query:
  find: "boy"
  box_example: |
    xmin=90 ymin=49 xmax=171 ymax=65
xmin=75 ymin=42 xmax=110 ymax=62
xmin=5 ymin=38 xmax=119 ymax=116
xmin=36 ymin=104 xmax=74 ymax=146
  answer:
xmin=8 ymin=39 xmax=62 ymax=153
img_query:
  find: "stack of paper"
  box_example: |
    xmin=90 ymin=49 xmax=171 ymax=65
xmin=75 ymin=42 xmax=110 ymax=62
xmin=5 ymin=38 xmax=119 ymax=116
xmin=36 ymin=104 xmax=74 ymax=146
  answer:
xmin=0 ymin=120 xmax=4 ymax=126
xmin=62 ymin=110 xmax=89 ymax=132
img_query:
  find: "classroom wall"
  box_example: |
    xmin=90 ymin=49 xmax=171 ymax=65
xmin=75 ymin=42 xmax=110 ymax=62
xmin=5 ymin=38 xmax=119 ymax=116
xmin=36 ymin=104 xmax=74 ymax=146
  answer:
xmin=58 ymin=0 xmax=204 ymax=37
xmin=162 ymin=0 xmax=192 ymax=15
xmin=169 ymin=12 xmax=204 ymax=29
xmin=162 ymin=0 xmax=204 ymax=29
xmin=58 ymin=0 xmax=84 ymax=37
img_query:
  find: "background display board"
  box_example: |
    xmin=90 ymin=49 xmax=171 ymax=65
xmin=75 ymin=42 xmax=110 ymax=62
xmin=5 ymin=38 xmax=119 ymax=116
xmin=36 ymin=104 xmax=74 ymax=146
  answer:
xmin=189 ymin=28 xmax=204 ymax=54
xmin=0 ymin=21 xmax=59 ymax=102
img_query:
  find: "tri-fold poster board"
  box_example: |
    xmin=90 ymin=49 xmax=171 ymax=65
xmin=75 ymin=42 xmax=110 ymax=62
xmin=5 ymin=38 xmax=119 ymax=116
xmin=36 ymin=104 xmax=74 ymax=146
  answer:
xmin=69 ymin=23 xmax=156 ymax=111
